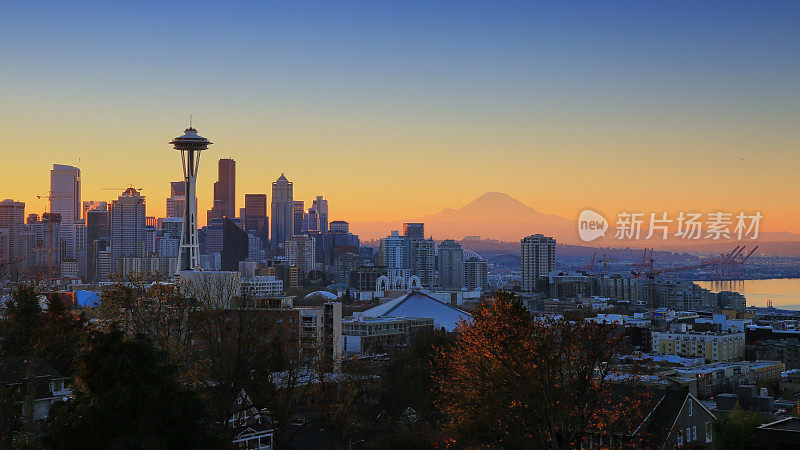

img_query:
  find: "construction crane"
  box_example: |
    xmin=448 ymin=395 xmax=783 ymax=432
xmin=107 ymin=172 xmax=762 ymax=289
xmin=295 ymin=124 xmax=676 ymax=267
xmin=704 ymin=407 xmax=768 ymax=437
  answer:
xmin=630 ymin=245 xmax=758 ymax=309
xmin=597 ymin=255 xmax=616 ymax=275
xmin=102 ymin=186 xmax=142 ymax=192
xmin=580 ymin=250 xmax=597 ymax=272
xmin=36 ymin=192 xmax=68 ymax=213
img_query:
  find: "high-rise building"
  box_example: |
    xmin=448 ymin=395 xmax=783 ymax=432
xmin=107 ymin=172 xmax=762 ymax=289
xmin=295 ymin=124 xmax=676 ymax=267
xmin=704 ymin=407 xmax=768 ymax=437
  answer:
xmin=303 ymin=208 xmax=319 ymax=232
xmin=403 ymin=223 xmax=424 ymax=239
xmin=110 ymin=188 xmax=146 ymax=274
xmin=170 ymin=181 xmax=186 ymax=197
xmin=270 ymin=174 xmax=294 ymax=247
xmin=170 ymin=126 xmax=212 ymax=272
xmin=37 ymin=213 xmax=62 ymax=276
xmin=286 ymin=234 xmax=316 ymax=278
xmin=207 ymin=158 xmax=236 ymax=222
xmin=437 ymin=239 xmax=464 ymax=290
xmin=379 ymin=231 xmax=407 ymax=269
xmin=0 ymin=199 xmax=25 ymax=276
xmin=74 ymin=223 xmax=87 ymax=280
xmin=244 ymin=193 xmax=269 ymax=249
xmin=85 ymin=207 xmax=109 ymax=283
xmin=244 ymin=194 xmax=268 ymax=229
xmin=312 ymin=196 xmax=328 ymax=234
xmin=50 ymin=164 xmax=81 ymax=258
xmin=464 ymin=254 xmax=489 ymax=291
xmin=292 ymin=200 xmax=305 ymax=236
xmin=166 ymin=181 xmax=186 ymax=218
xmin=221 ymin=218 xmax=248 ymax=271
xmin=521 ymin=234 xmax=556 ymax=292
xmin=408 ymin=238 xmax=436 ymax=287
xmin=328 ymin=220 xmax=349 ymax=233
xmin=82 ymin=201 xmax=107 ymax=219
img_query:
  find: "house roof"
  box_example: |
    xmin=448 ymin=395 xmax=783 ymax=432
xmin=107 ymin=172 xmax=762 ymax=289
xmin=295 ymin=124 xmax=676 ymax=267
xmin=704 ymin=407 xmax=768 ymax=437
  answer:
xmin=360 ymin=291 xmax=472 ymax=331
xmin=594 ymin=386 xmax=712 ymax=446
xmin=758 ymin=416 xmax=800 ymax=432
xmin=0 ymin=355 xmax=66 ymax=385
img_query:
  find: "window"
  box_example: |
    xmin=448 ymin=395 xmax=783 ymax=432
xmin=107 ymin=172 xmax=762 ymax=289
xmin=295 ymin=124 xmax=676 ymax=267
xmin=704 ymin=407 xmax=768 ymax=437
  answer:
xmin=705 ymin=422 xmax=713 ymax=443
xmin=689 ymin=399 xmax=692 ymax=416
xmin=678 ymin=434 xmax=684 ymax=446
xmin=692 ymin=426 xmax=697 ymax=441
xmin=686 ymin=427 xmax=691 ymax=442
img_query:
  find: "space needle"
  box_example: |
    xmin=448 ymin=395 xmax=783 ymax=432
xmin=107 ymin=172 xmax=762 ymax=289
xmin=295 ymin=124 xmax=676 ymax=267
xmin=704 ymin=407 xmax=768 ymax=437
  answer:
xmin=170 ymin=121 xmax=212 ymax=272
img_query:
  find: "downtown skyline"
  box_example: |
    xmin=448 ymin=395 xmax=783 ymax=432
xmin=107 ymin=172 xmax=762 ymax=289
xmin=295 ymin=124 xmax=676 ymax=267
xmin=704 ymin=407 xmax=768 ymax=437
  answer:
xmin=2 ymin=1 xmax=799 ymax=233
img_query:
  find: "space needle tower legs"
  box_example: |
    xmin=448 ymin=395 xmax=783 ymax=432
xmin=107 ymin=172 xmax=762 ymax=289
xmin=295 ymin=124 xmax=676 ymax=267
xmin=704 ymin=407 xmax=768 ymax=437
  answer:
xmin=170 ymin=124 xmax=212 ymax=272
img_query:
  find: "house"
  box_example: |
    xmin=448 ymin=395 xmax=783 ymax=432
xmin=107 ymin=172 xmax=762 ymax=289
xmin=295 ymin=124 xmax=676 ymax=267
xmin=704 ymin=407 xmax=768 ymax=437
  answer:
xmin=756 ymin=416 xmax=800 ymax=449
xmin=585 ymin=387 xmax=716 ymax=448
xmin=357 ymin=291 xmax=472 ymax=332
xmin=231 ymin=416 xmax=274 ymax=449
xmin=0 ymin=356 xmax=71 ymax=423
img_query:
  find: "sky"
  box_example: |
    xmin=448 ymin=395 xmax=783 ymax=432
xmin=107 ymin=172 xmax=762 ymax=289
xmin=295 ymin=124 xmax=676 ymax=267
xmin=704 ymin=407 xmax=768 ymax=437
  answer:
xmin=1 ymin=1 xmax=799 ymax=232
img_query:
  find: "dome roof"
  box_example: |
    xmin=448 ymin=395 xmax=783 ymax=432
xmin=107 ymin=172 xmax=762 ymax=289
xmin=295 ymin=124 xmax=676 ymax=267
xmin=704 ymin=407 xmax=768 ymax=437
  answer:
xmin=304 ymin=291 xmax=338 ymax=300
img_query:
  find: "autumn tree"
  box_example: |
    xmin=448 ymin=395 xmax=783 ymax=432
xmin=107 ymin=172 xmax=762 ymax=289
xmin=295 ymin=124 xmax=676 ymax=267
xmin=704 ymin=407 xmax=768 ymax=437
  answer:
xmin=435 ymin=292 xmax=649 ymax=449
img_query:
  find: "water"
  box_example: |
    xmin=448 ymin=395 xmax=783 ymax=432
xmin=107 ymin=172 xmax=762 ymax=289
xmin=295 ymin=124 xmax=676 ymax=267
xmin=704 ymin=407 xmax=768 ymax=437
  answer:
xmin=694 ymin=278 xmax=800 ymax=310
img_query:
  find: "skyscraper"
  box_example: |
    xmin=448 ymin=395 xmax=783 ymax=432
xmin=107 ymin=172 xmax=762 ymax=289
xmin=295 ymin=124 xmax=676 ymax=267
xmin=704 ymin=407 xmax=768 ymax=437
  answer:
xmin=408 ymin=237 xmax=436 ymax=287
xmin=110 ymin=188 xmax=146 ymax=274
xmin=521 ymin=234 xmax=556 ymax=292
xmin=403 ymin=223 xmax=424 ymax=239
xmin=37 ymin=213 xmax=61 ymax=276
xmin=464 ymin=254 xmax=489 ymax=291
xmin=0 ymin=199 xmax=25 ymax=276
xmin=85 ymin=206 xmax=109 ymax=283
xmin=437 ymin=239 xmax=464 ymax=289
xmin=379 ymin=231 xmax=407 ymax=269
xmin=286 ymin=234 xmax=316 ymax=278
xmin=207 ymin=158 xmax=236 ymax=222
xmin=166 ymin=181 xmax=186 ymax=218
xmin=271 ymin=174 xmax=294 ymax=247
xmin=244 ymin=193 xmax=268 ymax=238
xmin=50 ymin=164 xmax=81 ymax=258
xmin=292 ymin=200 xmax=305 ymax=236
xmin=312 ymin=195 xmax=328 ymax=234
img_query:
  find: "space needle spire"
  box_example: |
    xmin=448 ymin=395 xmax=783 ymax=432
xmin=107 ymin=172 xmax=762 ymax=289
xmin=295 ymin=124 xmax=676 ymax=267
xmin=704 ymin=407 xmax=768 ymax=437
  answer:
xmin=170 ymin=123 xmax=212 ymax=272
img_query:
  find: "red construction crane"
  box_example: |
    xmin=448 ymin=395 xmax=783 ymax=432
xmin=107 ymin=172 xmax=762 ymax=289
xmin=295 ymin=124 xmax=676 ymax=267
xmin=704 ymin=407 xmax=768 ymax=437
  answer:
xmin=580 ymin=250 xmax=597 ymax=272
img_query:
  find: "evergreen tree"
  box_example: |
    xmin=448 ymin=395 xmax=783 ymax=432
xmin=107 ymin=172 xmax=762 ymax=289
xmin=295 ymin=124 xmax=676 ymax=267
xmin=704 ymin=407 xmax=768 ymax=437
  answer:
xmin=0 ymin=285 xmax=43 ymax=356
xmin=45 ymin=328 xmax=229 ymax=449
xmin=714 ymin=402 xmax=762 ymax=450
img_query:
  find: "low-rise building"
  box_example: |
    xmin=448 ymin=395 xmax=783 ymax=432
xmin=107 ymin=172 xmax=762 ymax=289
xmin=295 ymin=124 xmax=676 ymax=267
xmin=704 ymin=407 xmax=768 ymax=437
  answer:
xmin=756 ymin=338 xmax=800 ymax=370
xmin=673 ymin=361 xmax=784 ymax=396
xmin=241 ymin=275 xmax=284 ymax=299
xmin=652 ymin=328 xmax=745 ymax=362
xmin=342 ymin=316 xmax=434 ymax=355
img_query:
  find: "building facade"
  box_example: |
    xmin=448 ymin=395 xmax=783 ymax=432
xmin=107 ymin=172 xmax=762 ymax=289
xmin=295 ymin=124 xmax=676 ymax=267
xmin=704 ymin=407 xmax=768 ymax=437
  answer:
xmin=109 ymin=188 xmax=146 ymax=274
xmin=521 ymin=234 xmax=556 ymax=292
xmin=270 ymin=174 xmax=294 ymax=247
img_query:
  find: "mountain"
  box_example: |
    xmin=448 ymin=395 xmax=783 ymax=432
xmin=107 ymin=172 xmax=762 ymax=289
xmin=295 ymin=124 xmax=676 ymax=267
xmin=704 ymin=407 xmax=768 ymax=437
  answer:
xmin=350 ymin=191 xmax=577 ymax=242
xmin=349 ymin=192 xmax=800 ymax=253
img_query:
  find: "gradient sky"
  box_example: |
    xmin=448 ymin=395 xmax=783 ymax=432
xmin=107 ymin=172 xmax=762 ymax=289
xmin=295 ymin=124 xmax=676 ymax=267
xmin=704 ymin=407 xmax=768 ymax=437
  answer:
xmin=2 ymin=1 xmax=799 ymax=232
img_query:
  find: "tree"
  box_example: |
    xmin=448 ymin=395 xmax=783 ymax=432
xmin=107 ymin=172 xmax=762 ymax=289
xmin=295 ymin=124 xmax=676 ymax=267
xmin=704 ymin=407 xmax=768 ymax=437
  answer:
xmin=369 ymin=329 xmax=454 ymax=445
xmin=45 ymin=328 xmax=227 ymax=449
xmin=714 ymin=402 xmax=762 ymax=449
xmin=434 ymin=292 xmax=649 ymax=449
xmin=0 ymin=285 xmax=86 ymax=374
xmin=0 ymin=285 xmax=42 ymax=357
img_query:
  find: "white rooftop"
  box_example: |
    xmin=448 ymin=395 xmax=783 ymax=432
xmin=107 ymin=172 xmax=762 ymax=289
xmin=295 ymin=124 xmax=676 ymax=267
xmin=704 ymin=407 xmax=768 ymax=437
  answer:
xmin=359 ymin=291 xmax=472 ymax=331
